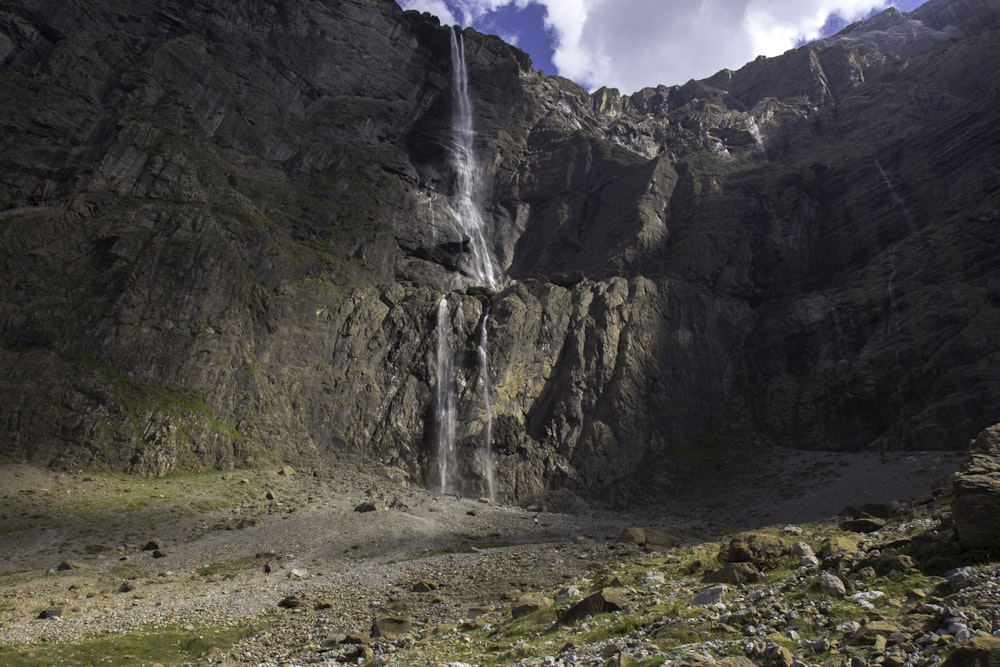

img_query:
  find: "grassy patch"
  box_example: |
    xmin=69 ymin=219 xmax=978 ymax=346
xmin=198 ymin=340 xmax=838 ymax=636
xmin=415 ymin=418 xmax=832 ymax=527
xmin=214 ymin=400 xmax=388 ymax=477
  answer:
xmin=0 ymin=621 xmax=261 ymax=667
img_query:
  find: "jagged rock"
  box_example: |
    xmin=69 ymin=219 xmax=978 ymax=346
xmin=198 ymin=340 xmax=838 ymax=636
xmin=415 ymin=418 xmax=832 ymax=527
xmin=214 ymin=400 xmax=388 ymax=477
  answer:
xmin=371 ymin=615 xmax=413 ymax=639
xmin=561 ymin=588 xmax=629 ymax=624
xmin=953 ymin=424 xmax=1000 ymax=551
xmin=616 ymin=527 xmax=683 ymax=551
xmin=511 ymin=596 xmax=553 ymax=618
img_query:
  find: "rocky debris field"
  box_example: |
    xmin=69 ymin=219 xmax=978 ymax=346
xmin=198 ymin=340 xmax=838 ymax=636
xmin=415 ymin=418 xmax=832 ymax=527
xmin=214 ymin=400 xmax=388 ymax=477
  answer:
xmin=0 ymin=449 xmax=997 ymax=667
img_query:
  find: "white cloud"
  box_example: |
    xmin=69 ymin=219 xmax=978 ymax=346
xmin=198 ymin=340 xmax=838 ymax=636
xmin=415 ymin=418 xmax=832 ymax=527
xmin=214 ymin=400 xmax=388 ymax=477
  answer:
xmin=399 ymin=0 xmax=901 ymax=93
xmin=398 ymin=0 xmax=458 ymax=25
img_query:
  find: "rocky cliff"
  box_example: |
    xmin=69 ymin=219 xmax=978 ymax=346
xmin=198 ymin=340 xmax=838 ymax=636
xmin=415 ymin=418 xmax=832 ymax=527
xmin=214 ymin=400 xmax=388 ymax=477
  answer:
xmin=2 ymin=0 xmax=999 ymax=506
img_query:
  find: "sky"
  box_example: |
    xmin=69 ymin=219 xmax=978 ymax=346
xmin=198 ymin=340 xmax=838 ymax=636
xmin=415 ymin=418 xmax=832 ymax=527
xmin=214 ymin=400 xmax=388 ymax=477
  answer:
xmin=397 ymin=0 xmax=927 ymax=94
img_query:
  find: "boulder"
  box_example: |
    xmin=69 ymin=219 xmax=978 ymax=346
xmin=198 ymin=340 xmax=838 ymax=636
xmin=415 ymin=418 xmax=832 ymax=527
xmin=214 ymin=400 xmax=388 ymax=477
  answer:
xmin=840 ymin=517 xmax=886 ymax=533
xmin=941 ymin=636 xmax=1000 ymax=667
xmin=278 ymin=595 xmax=304 ymax=609
xmin=38 ymin=607 xmax=64 ymax=619
xmin=690 ymin=584 xmax=727 ymax=606
xmin=278 ymin=465 xmax=295 ymax=476
xmin=707 ymin=561 xmax=763 ymax=584
xmin=819 ymin=571 xmax=847 ymax=597
xmin=722 ymin=532 xmax=792 ymax=567
xmin=953 ymin=424 xmax=1000 ymax=551
xmin=616 ymin=527 xmax=683 ymax=551
xmin=511 ymin=596 xmax=554 ymax=618
xmin=561 ymin=588 xmax=629 ymax=624
xmin=371 ymin=615 xmax=413 ymax=639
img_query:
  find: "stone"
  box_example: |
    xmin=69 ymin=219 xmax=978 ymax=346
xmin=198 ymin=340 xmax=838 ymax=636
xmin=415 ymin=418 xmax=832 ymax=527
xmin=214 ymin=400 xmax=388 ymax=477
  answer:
xmin=819 ymin=571 xmax=847 ymax=597
xmin=953 ymin=424 xmax=1000 ymax=551
xmin=278 ymin=465 xmax=295 ymax=476
xmin=412 ymin=580 xmax=439 ymax=592
xmin=690 ymin=584 xmax=727 ymax=606
xmin=371 ymin=615 xmax=413 ymax=639
xmin=38 ymin=607 xmax=64 ymax=619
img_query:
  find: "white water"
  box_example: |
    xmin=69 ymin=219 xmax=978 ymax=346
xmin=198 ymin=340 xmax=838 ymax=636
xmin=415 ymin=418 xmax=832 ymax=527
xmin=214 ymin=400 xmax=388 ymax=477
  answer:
xmin=448 ymin=29 xmax=497 ymax=289
xmin=874 ymin=156 xmax=916 ymax=232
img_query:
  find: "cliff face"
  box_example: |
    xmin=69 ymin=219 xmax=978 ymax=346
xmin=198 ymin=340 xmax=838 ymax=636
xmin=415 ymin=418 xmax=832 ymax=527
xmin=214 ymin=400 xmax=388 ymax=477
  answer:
xmin=2 ymin=0 xmax=999 ymax=505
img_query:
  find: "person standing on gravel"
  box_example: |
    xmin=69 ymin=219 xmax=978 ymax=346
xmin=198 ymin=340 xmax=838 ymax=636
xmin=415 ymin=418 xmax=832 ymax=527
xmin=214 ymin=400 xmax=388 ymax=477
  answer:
xmin=263 ymin=560 xmax=272 ymax=583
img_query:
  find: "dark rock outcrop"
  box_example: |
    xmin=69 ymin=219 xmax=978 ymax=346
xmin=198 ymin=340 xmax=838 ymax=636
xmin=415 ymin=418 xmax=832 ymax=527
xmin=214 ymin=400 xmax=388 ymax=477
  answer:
xmin=2 ymin=0 xmax=1000 ymax=506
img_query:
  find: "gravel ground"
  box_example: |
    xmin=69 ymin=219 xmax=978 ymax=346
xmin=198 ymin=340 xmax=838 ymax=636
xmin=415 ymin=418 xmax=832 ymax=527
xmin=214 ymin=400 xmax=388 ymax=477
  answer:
xmin=0 ymin=448 xmax=964 ymax=665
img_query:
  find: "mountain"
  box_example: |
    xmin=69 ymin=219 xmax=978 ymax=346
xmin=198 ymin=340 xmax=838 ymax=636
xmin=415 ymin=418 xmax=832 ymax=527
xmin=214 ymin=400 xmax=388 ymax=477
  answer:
xmin=1 ymin=0 xmax=999 ymax=507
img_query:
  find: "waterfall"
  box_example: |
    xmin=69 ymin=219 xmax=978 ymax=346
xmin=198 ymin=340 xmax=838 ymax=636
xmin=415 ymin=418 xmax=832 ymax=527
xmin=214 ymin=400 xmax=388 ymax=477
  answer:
xmin=434 ymin=296 xmax=458 ymax=495
xmin=448 ymin=29 xmax=497 ymax=289
xmin=477 ymin=309 xmax=496 ymax=503
xmin=429 ymin=29 xmax=499 ymax=501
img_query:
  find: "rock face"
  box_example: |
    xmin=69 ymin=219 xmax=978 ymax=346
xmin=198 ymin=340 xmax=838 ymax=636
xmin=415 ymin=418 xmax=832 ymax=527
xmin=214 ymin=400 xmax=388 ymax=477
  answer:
xmin=2 ymin=0 xmax=1000 ymax=505
xmin=953 ymin=423 xmax=1000 ymax=551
